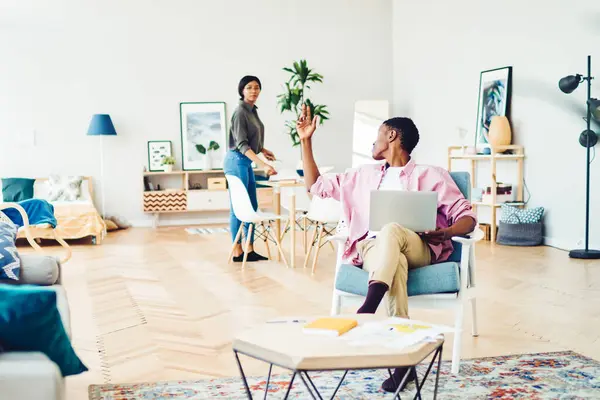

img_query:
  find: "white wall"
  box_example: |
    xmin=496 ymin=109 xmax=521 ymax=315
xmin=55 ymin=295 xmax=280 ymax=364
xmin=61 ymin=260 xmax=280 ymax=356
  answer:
xmin=0 ymin=0 xmax=393 ymax=226
xmin=392 ymin=0 xmax=600 ymax=250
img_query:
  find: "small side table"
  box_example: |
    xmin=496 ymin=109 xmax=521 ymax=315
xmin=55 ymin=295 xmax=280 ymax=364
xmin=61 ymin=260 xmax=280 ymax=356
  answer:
xmin=232 ymin=315 xmax=444 ymax=399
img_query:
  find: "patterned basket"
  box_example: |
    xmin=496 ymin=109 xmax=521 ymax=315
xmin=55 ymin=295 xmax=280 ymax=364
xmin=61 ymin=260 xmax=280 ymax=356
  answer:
xmin=497 ymin=222 xmax=543 ymax=246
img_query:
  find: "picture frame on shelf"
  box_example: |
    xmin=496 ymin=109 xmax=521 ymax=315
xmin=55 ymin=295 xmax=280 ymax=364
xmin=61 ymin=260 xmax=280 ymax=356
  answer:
xmin=180 ymin=102 xmax=227 ymax=171
xmin=148 ymin=140 xmax=173 ymax=172
xmin=475 ymin=66 xmax=512 ymax=147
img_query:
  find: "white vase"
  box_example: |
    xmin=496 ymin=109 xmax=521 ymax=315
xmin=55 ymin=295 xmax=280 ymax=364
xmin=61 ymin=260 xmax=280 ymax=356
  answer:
xmin=163 ymin=165 xmax=173 ymax=173
xmin=203 ymin=154 xmax=212 ymax=171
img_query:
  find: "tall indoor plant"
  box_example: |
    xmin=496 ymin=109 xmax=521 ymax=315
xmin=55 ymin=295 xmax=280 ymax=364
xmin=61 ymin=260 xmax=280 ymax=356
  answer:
xmin=277 ymin=60 xmax=329 ymax=147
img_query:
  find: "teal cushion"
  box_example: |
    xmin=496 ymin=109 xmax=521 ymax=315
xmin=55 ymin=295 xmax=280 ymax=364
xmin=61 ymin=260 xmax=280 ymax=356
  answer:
xmin=0 ymin=284 xmax=88 ymax=377
xmin=0 ymin=221 xmax=20 ymax=281
xmin=1 ymin=178 xmax=35 ymax=202
xmin=500 ymin=204 xmax=544 ymax=224
xmin=335 ymin=262 xmax=460 ymax=297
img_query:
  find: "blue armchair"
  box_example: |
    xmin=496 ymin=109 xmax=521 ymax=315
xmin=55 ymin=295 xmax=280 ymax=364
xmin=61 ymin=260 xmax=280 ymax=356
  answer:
xmin=330 ymin=172 xmax=483 ymax=374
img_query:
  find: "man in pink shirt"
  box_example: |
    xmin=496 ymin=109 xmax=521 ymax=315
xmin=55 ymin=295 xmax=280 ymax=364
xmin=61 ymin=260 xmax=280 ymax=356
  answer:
xmin=297 ymin=104 xmax=477 ymax=392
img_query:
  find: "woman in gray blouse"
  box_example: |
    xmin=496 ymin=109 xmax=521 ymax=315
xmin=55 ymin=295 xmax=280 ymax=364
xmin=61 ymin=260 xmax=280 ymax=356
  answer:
xmin=224 ymin=75 xmax=277 ymax=262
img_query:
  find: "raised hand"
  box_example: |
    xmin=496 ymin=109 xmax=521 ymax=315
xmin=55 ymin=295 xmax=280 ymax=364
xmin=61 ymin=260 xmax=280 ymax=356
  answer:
xmin=296 ymin=104 xmax=318 ymax=141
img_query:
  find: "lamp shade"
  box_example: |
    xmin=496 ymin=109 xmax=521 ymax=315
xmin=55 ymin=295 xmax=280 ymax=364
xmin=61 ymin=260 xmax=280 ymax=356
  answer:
xmin=589 ymin=98 xmax=600 ymax=121
xmin=558 ymin=74 xmax=582 ymax=94
xmin=87 ymin=114 xmax=117 ymax=136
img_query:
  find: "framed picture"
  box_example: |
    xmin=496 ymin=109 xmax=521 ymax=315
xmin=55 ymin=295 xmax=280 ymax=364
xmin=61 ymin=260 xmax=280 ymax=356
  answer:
xmin=475 ymin=66 xmax=512 ymax=146
xmin=147 ymin=140 xmax=172 ymax=172
xmin=180 ymin=102 xmax=227 ymax=171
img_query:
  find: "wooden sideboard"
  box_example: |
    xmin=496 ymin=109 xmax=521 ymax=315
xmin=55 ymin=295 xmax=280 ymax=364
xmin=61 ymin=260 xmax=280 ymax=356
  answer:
xmin=143 ymin=170 xmax=271 ymax=227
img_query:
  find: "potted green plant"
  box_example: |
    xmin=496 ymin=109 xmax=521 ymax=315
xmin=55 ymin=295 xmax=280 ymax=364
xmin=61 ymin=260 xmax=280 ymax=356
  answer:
xmin=196 ymin=141 xmax=220 ymax=170
xmin=277 ymin=60 xmax=329 ymax=150
xmin=161 ymin=156 xmax=176 ymax=173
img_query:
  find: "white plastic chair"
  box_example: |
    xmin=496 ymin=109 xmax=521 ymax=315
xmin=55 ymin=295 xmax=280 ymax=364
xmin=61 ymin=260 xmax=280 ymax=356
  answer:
xmin=225 ymin=174 xmax=288 ymax=270
xmin=303 ymin=196 xmax=342 ymax=273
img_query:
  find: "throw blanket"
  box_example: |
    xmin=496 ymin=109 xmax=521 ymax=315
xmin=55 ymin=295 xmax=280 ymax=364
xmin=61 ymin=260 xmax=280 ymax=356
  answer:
xmin=2 ymin=199 xmax=58 ymax=228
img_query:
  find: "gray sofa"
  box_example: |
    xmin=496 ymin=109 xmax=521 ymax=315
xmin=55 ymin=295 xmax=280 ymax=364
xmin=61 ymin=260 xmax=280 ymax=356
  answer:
xmin=0 ymin=254 xmax=71 ymax=400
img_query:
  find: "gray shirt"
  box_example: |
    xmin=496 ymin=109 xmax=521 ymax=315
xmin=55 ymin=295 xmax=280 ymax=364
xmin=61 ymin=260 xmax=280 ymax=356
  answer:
xmin=228 ymin=101 xmax=264 ymax=155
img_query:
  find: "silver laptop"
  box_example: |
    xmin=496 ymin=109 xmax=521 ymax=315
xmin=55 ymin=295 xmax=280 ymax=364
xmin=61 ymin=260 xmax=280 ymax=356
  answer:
xmin=369 ymin=191 xmax=438 ymax=233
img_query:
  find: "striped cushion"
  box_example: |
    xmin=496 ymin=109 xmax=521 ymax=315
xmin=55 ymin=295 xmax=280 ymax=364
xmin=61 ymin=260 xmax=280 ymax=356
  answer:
xmin=335 ymin=262 xmax=460 ymax=297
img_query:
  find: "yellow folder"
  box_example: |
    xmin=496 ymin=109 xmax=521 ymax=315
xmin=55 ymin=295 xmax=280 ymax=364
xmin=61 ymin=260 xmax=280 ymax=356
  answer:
xmin=303 ymin=318 xmax=358 ymax=337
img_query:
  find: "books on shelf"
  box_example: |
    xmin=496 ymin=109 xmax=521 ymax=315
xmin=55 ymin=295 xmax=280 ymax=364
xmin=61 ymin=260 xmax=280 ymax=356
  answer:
xmin=303 ymin=318 xmax=358 ymax=337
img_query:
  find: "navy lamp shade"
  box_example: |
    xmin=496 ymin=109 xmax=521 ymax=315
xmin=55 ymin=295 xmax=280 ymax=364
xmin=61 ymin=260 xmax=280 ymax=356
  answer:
xmin=558 ymin=74 xmax=582 ymax=94
xmin=87 ymin=114 xmax=117 ymax=136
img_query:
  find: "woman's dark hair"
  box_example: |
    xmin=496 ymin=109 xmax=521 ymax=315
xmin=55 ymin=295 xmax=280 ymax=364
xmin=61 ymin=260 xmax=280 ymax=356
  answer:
xmin=383 ymin=117 xmax=420 ymax=154
xmin=238 ymin=75 xmax=262 ymax=100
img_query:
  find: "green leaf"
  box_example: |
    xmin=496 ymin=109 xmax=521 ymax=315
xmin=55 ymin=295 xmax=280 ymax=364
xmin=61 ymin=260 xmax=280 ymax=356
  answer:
xmin=208 ymin=141 xmax=220 ymax=151
xmin=196 ymin=144 xmax=206 ymax=154
xmin=283 ymin=67 xmax=294 ymax=74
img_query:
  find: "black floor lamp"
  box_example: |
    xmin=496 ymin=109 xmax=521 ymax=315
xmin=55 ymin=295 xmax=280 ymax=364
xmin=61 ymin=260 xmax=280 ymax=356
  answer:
xmin=558 ymin=55 xmax=600 ymax=259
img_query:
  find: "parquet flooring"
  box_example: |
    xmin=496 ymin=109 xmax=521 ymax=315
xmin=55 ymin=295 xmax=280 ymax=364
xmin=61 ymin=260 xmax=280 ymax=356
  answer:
xmin=21 ymin=227 xmax=600 ymax=399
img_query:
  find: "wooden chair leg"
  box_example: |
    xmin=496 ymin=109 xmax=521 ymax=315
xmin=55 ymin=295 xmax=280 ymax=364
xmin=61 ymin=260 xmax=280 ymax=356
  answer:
xmin=263 ymin=223 xmax=272 ymax=260
xmin=311 ymin=225 xmax=325 ymax=274
xmin=279 ymin=219 xmax=290 ymax=242
xmin=241 ymin=224 xmax=254 ymax=270
xmin=228 ymin=225 xmax=244 ymax=264
xmin=54 ymin=233 xmax=72 ymax=264
xmin=302 ymin=217 xmax=307 ymax=254
xmin=270 ymin=221 xmax=289 ymax=268
xmin=304 ymin=224 xmax=319 ymax=269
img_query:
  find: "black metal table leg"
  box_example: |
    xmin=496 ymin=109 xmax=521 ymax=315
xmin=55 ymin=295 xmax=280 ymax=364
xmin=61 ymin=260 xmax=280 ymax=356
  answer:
xmin=283 ymin=372 xmax=296 ymax=400
xmin=330 ymin=370 xmax=348 ymax=399
xmin=299 ymin=371 xmax=318 ymax=400
xmin=263 ymin=364 xmax=272 ymax=400
xmin=303 ymin=372 xmax=324 ymax=400
xmin=234 ymin=351 xmax=253 ymax=399
xmin=412 ymin=366 xmax=422 ymax=400
xmin=434 ymin=345 xmax=443 ymax=400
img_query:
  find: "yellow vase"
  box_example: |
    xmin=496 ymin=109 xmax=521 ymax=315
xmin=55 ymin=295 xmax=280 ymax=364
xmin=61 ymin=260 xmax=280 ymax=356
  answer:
xmin=488 ymin=116 xmax=512 ymax=150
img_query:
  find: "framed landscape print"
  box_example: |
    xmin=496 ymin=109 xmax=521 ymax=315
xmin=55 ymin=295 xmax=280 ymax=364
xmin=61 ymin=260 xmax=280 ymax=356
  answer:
xmin=180 ymin=102 xmax=227 ymax=171
xmin=475 ymin=66 xmax=512 ymax=145
xmin=147 ymin=140 xmax=172 ymax=172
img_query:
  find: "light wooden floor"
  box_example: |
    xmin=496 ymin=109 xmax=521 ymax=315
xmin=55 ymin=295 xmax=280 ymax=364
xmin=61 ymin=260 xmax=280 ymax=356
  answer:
xmin=25 ymin=227 xmax=600 ymax=399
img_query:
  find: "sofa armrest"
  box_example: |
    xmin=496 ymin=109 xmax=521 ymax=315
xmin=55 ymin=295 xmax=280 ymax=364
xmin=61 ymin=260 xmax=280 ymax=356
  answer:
xmin=0 ymin=352 xmax=64 ymax=400
xmin=18 ymin=254 xmax=62 ymax=285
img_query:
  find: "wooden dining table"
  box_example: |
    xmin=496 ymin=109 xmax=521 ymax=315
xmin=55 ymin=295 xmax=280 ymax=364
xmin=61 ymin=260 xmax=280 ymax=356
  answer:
xmin=258 ymin=180 xmax=306 ymax=269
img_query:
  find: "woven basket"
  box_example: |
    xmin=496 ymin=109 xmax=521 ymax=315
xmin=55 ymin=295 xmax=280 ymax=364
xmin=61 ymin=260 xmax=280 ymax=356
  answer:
xmin=497 ymin=222 xmax=543 ymax=246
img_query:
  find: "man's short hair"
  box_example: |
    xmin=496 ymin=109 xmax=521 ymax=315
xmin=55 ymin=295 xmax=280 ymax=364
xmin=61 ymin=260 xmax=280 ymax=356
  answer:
xmin=383 ymin=117 xmax=419 ymax=154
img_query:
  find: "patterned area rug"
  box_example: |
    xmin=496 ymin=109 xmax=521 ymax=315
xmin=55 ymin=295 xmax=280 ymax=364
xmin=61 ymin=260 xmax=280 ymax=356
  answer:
xmin=88 ymin=351 xmax=600 ymax=399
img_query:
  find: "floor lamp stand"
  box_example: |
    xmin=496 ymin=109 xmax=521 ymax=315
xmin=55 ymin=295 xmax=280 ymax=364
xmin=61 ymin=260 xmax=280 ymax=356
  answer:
xmin=100 ymin=135 xmax=106 ymax=221
xmin=569 ymin=55 xmax=600 ymax=259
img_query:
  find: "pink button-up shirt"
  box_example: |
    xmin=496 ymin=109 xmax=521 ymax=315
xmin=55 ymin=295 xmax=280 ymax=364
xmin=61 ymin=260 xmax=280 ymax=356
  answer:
xmin=309 ymin=159 xmax=476 ymax=266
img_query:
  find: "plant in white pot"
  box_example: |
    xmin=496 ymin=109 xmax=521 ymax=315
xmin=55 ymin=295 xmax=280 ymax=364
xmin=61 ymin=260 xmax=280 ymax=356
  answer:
xmin=196 ymin=141 xmax=220 ymax=171
xmin=161 ymin=156 xmax=176 ymax=173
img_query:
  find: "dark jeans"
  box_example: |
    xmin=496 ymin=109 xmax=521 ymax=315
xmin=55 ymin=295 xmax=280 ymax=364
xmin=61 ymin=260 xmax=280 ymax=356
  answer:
xmin=223 ymin=150 xmax=258 ymax=244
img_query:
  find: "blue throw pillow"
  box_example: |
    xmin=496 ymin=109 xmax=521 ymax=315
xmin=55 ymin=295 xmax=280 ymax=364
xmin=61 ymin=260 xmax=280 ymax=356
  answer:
xmin=0 ymin=284 xmax=88 ymax=377
xmin=2 ymin=178 xmax=35 ymax=202
xmin=500 ymin=204 xmax=544 ymax=224
xmin=0 ymin=221 xmax=20 ymax=281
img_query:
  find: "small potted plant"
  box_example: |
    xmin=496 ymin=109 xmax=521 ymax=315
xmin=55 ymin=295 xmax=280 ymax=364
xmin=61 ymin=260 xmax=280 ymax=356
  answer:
xmin=161 ymin=156 xmax=176 ymax=172
xmin=196 ymin=141 xmax=220 ymax=170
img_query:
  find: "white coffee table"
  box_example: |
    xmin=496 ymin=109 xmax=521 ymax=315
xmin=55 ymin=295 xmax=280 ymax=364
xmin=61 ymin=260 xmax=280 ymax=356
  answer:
xmin=232 ymin=315 xmax=444 ymax=399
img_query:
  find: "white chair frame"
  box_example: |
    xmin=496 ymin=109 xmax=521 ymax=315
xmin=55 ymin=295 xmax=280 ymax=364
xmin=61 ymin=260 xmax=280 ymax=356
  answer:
xmin=225 ymin=174 xmax=289 ymax=270
xmin=329 ymin=228 xmax=483 ymax=374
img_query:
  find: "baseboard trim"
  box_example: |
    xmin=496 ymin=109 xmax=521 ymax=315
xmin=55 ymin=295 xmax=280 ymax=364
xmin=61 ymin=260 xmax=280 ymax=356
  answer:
xmin=543 ymin=236 xmax=600 ymax=252
xmin=130 ymin=216 xmax=229 ymax=228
